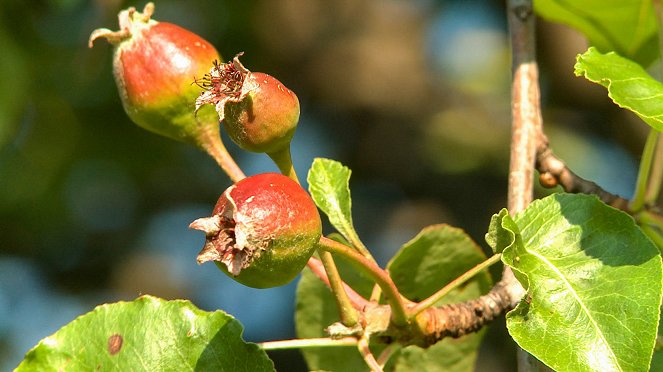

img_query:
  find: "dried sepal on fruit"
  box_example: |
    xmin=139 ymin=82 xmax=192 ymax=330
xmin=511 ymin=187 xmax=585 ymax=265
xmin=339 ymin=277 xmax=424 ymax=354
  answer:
xmin=190 ymin=173 xmax=321 ymax=288
xmin=195 ymin=54 xmax=300 ymax=155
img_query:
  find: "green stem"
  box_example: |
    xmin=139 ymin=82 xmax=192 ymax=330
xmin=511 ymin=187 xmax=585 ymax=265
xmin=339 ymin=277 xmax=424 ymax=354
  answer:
xmin=409 ymin=253 xmax=502 ymax=318
xmin=318 ymin=236 xmax=410 ymax=327
xmin=196 ymin=119 xmax=246 ymax=183
xmin=377 ymin=343 xmax=401 ymax=366
xmin=369 ymin=284 xmax=383 ymax=303
xmin=640 ymin=224 xmax=663 ymax=251
xmin=319 ymin=250 xmax=360 ymax=327
xmin=346 ymin=233 xmax=376 ymax=264
xmin=259 ymin=337 xmax=358 ymax=350
xmin=645 ymin=133 xmax=663 ymax=205
xmin=638 ymin=210 xmax=663 ymax=231
xmin=357 ymin=334 xmax=383 ymax=372
xmin=630 ymin=129 xmax=659 ymax=212
xmin=644 ymin=0 xmax=663 ymax=206
xmin=267 ymin=146 xmax=299 ymax=183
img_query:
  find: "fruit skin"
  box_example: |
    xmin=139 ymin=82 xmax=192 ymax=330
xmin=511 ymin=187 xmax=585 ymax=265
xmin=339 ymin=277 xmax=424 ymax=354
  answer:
xmin=89 ymin=3 xmax=221 ymax=146
xmin=190 ymin=173 xmax=321 ymax=288
xmin=195 ymin=55 xmax=300 ymax=154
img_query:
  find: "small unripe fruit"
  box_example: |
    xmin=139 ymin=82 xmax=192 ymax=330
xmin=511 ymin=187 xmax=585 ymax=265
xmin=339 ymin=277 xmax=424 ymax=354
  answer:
xmin=195 ymin=54 xmax=300 ymax=154
xmin=89 ymin=3 xmax=221 ymax=146
xmin=190 ymin=173 xmax=321 ymax=288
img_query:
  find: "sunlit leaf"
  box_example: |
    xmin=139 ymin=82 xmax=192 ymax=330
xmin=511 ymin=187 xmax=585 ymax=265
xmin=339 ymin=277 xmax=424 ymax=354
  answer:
xmin=534 ymin=0 xmax=658 ymax=66
xmin=295 ymin=263 xmax=374 ymax=371
xmin=503 ymin=193 xmax=662 ymax=372
xmin=16 ymin=295 xmax=274 ymax=372
xmin=575 ymin=47 xmax=663 ymax=132
xmin=307 ymin=158 xmax=363 ymax=246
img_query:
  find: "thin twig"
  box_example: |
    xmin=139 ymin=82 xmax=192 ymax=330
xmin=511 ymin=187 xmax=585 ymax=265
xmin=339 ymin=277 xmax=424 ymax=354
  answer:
xmin=319 ymin=250 xmax=360 ymax=326
xmin=306 ymin=257 xmax=370 ymax=310
xmin=645 ymin=134 xmax=663 ymax=205
xmin=536 ymin=139 xmax=630 ymax=210
xmin=357 ymin=334 xmax=383 ymax=372
xmin=647 ymin=0 xmax=663 ymax=206
xmin=410 ymin=254 xmax=502 ymax=317
xmin=318 ymin=237 xmax=411 ymax=327
xmin=376 ymin=343 xmax=400 ymax=367
xmin=631 ymin=130 xmax=661 ymax=211
xmin=259 ymin=337 xmax=358 ymax=350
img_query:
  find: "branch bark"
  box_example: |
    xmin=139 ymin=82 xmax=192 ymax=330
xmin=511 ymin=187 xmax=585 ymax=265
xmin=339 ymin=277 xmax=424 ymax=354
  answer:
xmin=536 ymin=135 xmax=630 ymax=210
xmin=506 ymin=0 xmax=545 ymax=371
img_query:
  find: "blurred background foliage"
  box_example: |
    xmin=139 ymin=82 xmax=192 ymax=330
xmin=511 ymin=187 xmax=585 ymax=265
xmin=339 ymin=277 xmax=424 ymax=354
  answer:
xmin=0 ymin=0 xmax=647 ymax=370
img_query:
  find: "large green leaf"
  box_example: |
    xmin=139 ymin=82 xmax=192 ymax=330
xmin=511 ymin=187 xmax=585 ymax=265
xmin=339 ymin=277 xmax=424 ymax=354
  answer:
xmin=296 ymin=226 xmax=493 ymax=371
xmin=575 ymin=47 xmax=663 ymax=132
xmin=387 ymin=224 xmax=493 ymax=303
xmin=534 ymin=0 xmax=658 ymax=66
xmin=386 ymin=225 xmax=493 ymax=372
xmin=503 ymin=193 xmax=662 ymax=372
xmin=16 ymin=295 xmax=274 ymax=372
xmin=295 ymin=264 xmax=374 ymax=372
xmin=307 ymin=158 xmax=363 ymax=247
xmin=651 ymin=315 xmax=663 ymax=371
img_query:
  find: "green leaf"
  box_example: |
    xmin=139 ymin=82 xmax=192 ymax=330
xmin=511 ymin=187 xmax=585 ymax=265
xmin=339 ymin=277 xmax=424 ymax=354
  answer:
xmin=485 ymin=208 xmax=518 ymax=254
xmin=295 ymin=264 xmax=374 ymax=372
xmin=386 ymin=225 xmax=493 ymax=372
xmin=534 ymin=0 xmax=658 ymax=66
xmin=387 ymin=224 xmax=493 ymax=303
xmin=307 ymin=158 xmax=362 ymax=245
xmin=16 ymin=295 xmax=274 ymax=372
xmin=651 ymin=314 xmax=663 ymax=371
xmin=503 ymin=193 xmax=662 ymax=372
xmin=574 ymin=47 xmax=663 ymax=132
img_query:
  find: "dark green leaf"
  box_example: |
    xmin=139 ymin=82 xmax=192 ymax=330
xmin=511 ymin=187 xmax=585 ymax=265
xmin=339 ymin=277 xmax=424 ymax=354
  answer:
xmin=307 ymin=158 xmax=363 ymax=246
xmin=295 ymin=265 xmax=373 ymax=372
xmin=534 ymin=0 xmax=658 ymax=66
xmin=503 ymin=193 xmax=662 ymax=372
xmin=386 ymin=225 xmax=493 ymax=371
xmin=387 ymin=224 xmax=493 ymax=303
xmin=16 ymin=295 xmax=274 ymax=372
xmin=575 ymin=47 xmax=663 ymax=132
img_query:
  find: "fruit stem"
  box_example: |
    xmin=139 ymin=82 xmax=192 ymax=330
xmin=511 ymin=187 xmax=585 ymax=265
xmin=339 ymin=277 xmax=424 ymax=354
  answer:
xmin=357 ymin=334 xmax=383 ymax=372
xmin=319 ymin=250 xmax=360 ymax=327
xmin=318 ymin=236 xmax=410 ymax=327
xmin=306 ymin=257 xmax=369 ymax=308
xmin=409 ymin=253 xmax=502 ymax=318
xmin=629 ymin=129 xmax=659 ymax=212
xmin=196 ymin=118 xmax=246 ymax=182
xmin=638 ymin=209 xmax=663 ymax=231
xmin=645 ymin=0 xmax=663 ymax=207
xmin=258 ymin=337 xmax=358 ymax=350
xmin=267 ymin=146 xmax=298 ymax=183
xmin=644 ymin=133 xmax=663 ymax=205
xmin=640 ymin=224 xmax=663 ymax=251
